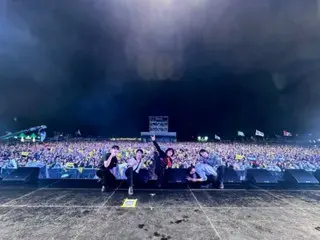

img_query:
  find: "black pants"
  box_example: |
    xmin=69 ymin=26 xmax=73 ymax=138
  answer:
xmin=125 ymin=168 xmax=148 ymax=187
xmin=155 ymin=167 xmax=166 ymax=187
xmin=96 ymin=169 xmax=116 ymax=188
xmin=217 ymin=165 xmax=225 ymax=184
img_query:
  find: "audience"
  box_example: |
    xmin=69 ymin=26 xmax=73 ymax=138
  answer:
xmin=0 ymin=141 xmax=319 ymax=179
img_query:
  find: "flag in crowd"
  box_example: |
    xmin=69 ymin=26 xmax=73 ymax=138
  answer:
xmin=255 ymin=130 xmax=264 ymax=137
xmin=204 ymin=130 xmax=316 ymax=139
xmin=237 ymin=131 xmax=245 ymax=137
xmin=214 ymin=134 xmax=221 ymax=140
xmin=283 ymin=130 xmax=292 ymax=137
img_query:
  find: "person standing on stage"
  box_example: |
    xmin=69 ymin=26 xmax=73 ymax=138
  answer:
xmin=125 ymin=149 xmax=148 ymax=195
xmin=96 ymin=145 xmax=119 ymax=192
xmin=197 ymin=149 xmax=225 ymax=189
xmin=151 ymin=135 xmax=174 ymax=188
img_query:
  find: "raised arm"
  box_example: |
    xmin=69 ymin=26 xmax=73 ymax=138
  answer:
xmin=151 ymin=135 xmax=165 ymax=156
xmin=104 ymin=152 xmax=115 ymax=168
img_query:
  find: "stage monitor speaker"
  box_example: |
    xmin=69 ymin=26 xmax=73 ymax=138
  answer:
xmin=2 ymin=167 xmax=40 ymax=183
xmin=138 ymin=169 xmax=149 ymax=183
xmin=283 ymin=169 xmax=319 ymax=184
xmin=314 ymin=169 xmax=320 ymax=182
xmin=224 ymin=167 xmax=241 ymax=183
xmin=0 ymin=168 xmax=15 ymax=178
xmin=166 ymin=169 xmax=188 ymax=183
xmin=246 ymin=169 xmax=278 ymax=184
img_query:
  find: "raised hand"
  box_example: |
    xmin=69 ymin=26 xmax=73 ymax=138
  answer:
xmin=151 ymin=135 xmax=156 ymax=141
xmin=110 ymin=150 xmax=116 ymax=157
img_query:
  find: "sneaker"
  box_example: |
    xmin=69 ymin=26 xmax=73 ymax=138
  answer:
xmin=128 ymin=186 xmax=133 ymax=196
xmin=219 ymin=183 xmax=224 ymax=189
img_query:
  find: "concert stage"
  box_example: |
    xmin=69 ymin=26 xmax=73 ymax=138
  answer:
xmin=0 ymin=181 xmax=319 ymax=240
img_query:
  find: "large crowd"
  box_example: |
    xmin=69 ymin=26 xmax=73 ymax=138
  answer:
xmin=0 ymin=140 xmax=319 ymax=175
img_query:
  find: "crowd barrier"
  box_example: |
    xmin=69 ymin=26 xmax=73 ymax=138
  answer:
xmin=1 ymin=167 xmax=317 ymax=182
xmin=46 ymin=168 xmax=97 ymax=179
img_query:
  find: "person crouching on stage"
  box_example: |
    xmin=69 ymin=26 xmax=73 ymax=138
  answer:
xmin=96 ymin=145 xmax=119 ymax=192
xmin=186 ymin=165 xmax=204 ymax=187
xmin=196 ymin=149 xmax=225 ymax=189
xmin=151 ymin=135 xmax=174 ymax=188
xmin=125 ymin=149 xmax=148 ymax=196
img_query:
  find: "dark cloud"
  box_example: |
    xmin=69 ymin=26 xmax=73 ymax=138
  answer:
xmin=1 ymin=0 xmax=320 ymax=136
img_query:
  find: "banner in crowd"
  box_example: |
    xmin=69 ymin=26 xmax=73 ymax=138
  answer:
xmin=214 ymin=134 xmax=221 ymax=140
xmin=237 ymin=131 xmax=245 ymax=137
xmin=235 ymin=154 xmax=244 ymax=160
xmin=255 ymin=130 xmax=264 ymax=137
xmin=283 ymin=130 xmax=292 ymax=137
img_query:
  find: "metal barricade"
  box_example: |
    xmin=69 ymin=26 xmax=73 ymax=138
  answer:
xmin=79 ymin=168 xmax=96 ymax=179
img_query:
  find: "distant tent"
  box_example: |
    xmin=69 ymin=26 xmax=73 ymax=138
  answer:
xmin=30 ymin=133 xmax=37 ymax=142
xmin=19 ymin=133 xmax=26 ymax=142
xmin=30 ymin=133 xmax=37 ymax=138
xmin=19 ymin=133 xmax=26 ymax=138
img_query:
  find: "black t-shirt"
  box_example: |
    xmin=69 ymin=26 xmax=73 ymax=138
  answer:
xmin=99 ymin=153 xmax=117 ymax=170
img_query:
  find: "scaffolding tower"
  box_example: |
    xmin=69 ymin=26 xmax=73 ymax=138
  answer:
xmin=141 ymin=116 xmax=176 ymax=142
xmin=149 ymin=116 xmax=169 ymax=133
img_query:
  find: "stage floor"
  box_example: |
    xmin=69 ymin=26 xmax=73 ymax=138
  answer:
xmin=0 ymin=182 xmax=319 ymax=240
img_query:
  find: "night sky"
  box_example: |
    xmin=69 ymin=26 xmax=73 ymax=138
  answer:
xmin=1 ymin=0 xmax=320 ymax=139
